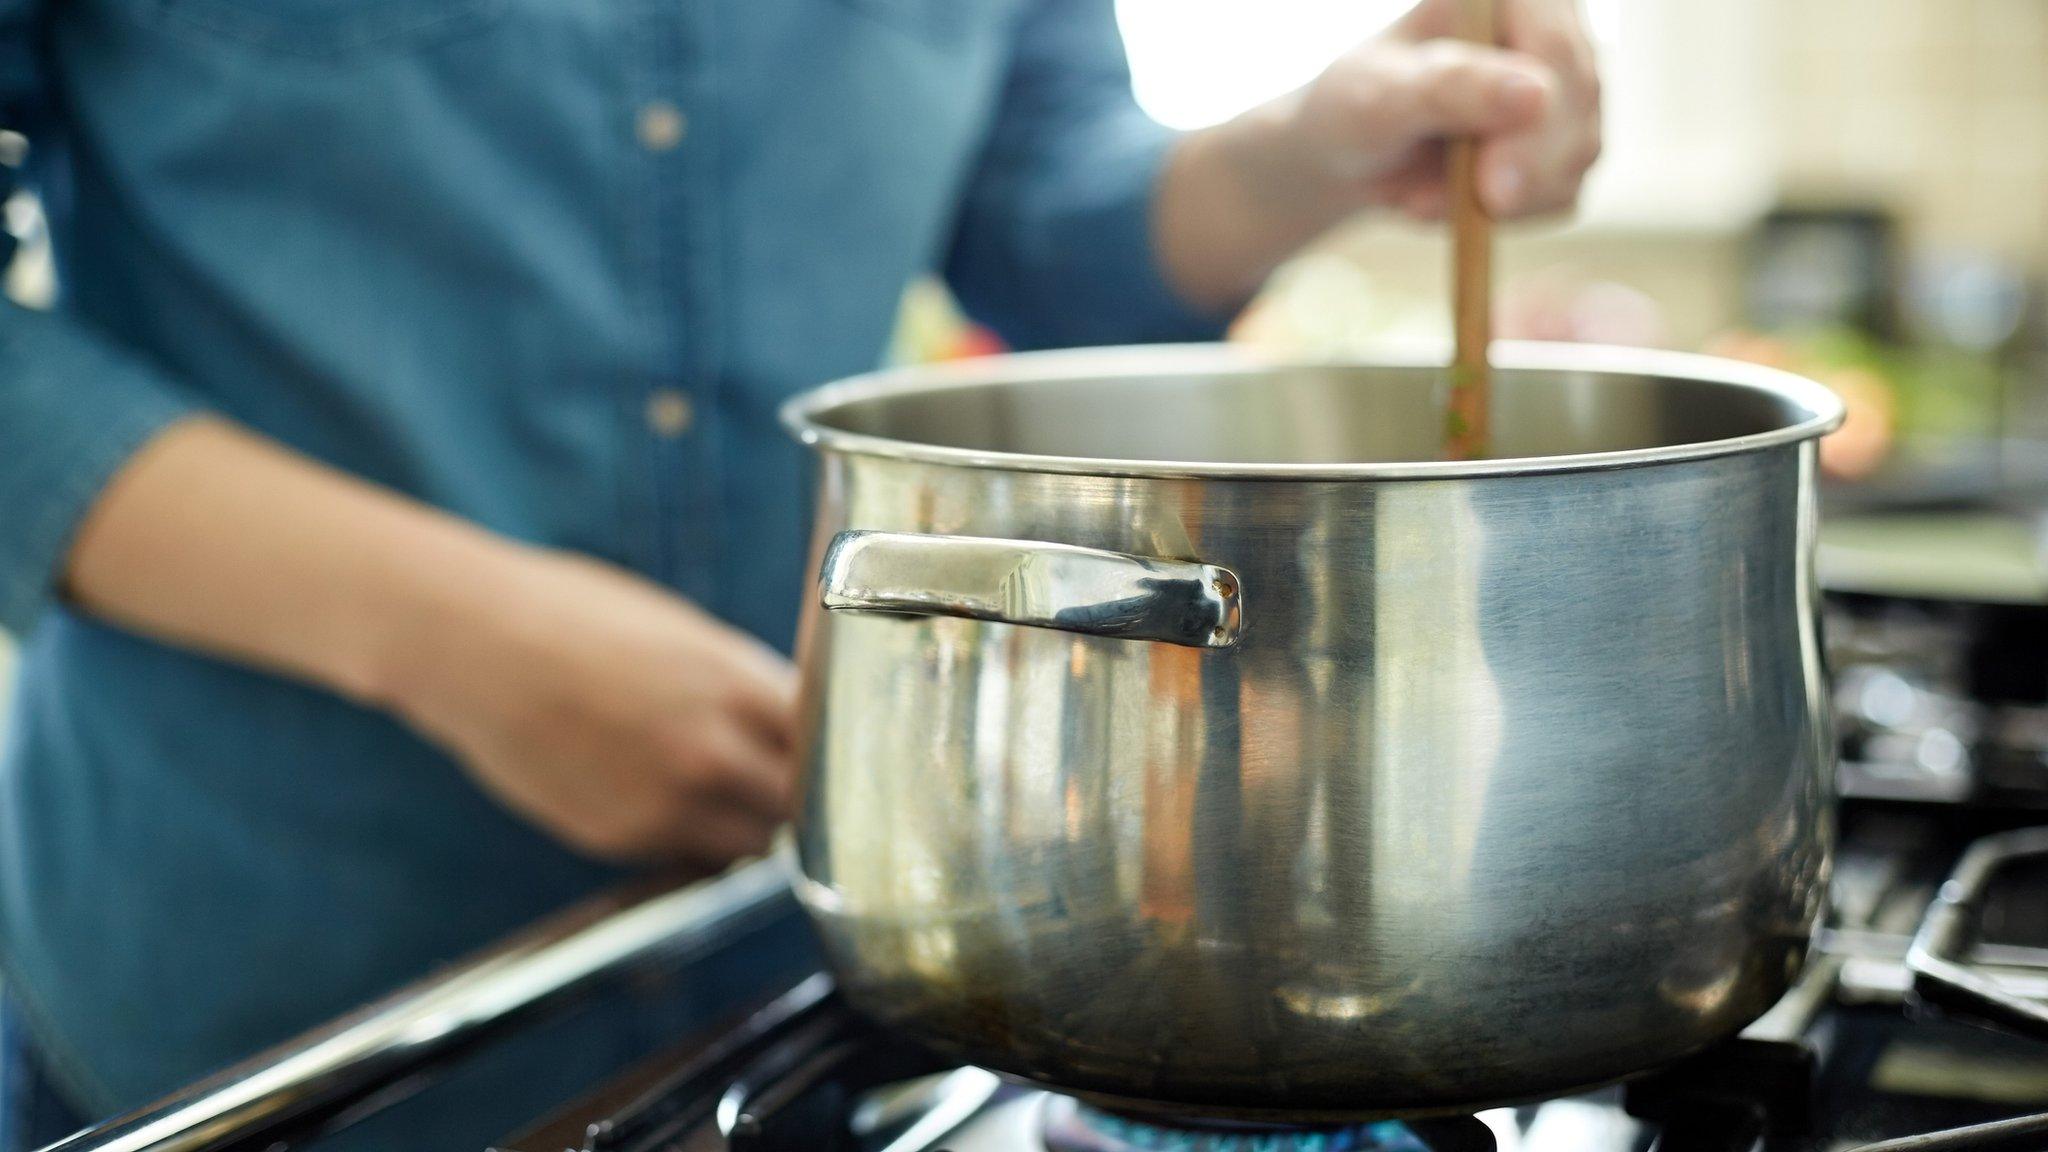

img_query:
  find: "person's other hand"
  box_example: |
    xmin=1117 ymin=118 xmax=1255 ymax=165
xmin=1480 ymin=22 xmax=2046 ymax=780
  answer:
xmin=379 ymin=548 xmax=797 ymax=867
xmin=1283 ymin=0 xmax=1602 ymax=221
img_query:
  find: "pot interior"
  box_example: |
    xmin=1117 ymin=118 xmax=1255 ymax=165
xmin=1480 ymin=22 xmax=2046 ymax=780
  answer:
xmin=796 ymin=355 xmax=1834 ymax=469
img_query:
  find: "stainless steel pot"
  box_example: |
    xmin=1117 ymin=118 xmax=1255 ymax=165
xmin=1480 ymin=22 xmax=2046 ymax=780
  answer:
xmin=781 ymin=343 xmax=1846 ymax=1120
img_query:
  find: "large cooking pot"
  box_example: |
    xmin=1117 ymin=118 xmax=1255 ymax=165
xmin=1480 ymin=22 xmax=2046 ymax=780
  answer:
xmin=781 ymin=342 xmax=1845 ymax=1120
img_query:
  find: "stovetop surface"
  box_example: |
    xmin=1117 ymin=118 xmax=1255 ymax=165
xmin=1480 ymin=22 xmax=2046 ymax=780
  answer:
xmin=197 ymin=801 xmax=2048 ymax=1152
xmin=50 ymin=593 xmax=2048 ymax=1152
xmin=158 ymin=796 xmax=2048 ymax=1152
xmin=474 ymin=802 xmax=2048 ymax=1152
xmin=490 ymin=997 xmax=2048 ymax=1152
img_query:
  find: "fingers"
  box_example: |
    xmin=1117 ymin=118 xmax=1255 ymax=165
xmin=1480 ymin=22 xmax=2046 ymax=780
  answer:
xmin=1362 ymin=0 xmax=1599 ymax=222
xmin=585 ymin=791 xmax=782 ymax=867
xmin=1408 ymin=42 xmax=1555 ymax=141
xmin=588 ymin=624 xmax=799 ymax=862
xmin=560 ymin=724 xmax=790 ymax=864
xmin=1404 ymin=186 xmax=1448 ymax=222
xmin=1331 ymin=41 xmax=1555 ymax=160
xmin=1477 ymin=118 xmax=1599 ymax=218
xmin=1369 ymin=144 xmax=1450 ymax=218
xmin=1500 ymin=0 xmax=1600 ymax=101
xmin=1473 ymin=65 xmax=1599 ymax=215
xmin=706 ymin=627 xmax=799 ymax=750
xmin=663 ymin=798 xmax=783 ymax=870
xmin=669 ymin=719 xmax=796 ymax=821
xmin=1481 ymin=0 xmax=1603 ymax=217
xmin=645 ymin=721 xmax=790 ymax=866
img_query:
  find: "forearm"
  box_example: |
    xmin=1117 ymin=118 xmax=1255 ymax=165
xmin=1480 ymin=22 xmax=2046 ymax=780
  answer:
xmin=61 ymin=418 xmax=797 ymax=863
xmin=1151 ymin=97 xmax=1356 ymax=316
xmin=63 ymin=416 xmax=523 ymax=708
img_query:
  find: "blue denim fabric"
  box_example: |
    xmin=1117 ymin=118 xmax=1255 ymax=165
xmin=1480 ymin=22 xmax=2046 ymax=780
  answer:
xmin=0 ymin=998 xmax=88 ymax=1152
xmin=0 ymin=0 xmax=1222 ymax=1117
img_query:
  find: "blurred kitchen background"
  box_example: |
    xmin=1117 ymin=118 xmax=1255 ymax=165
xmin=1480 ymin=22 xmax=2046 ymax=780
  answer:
xmin=902 ymin=0 xmax=2048 ymax=607
xmin=3 ymin=0 xmax=2046 ymax=737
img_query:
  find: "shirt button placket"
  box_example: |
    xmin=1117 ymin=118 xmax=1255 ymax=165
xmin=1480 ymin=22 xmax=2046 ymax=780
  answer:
xmin=635 ymin=3 xmax=724 ymax=608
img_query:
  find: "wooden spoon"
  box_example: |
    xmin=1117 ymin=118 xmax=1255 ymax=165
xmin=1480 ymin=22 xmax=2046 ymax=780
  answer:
xmin=1443 ymin=0 xmax=1497 ymax=461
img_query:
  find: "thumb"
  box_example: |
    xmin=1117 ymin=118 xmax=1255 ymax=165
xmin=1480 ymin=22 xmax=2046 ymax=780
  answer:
xmin=1338 ymin=41 xmax=1554 ymax=157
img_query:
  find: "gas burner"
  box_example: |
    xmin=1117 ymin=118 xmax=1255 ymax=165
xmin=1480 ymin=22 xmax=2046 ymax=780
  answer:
xmin=1040 ymin=1098 xmax=1417 ymax=1152
xmin=1038 ymin=1097 xmax=1494 ymax=1152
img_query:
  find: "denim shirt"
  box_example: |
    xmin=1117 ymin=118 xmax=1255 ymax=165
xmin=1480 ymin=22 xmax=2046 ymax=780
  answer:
xmin=0 ymin=0 xmax=1217 ymax=1112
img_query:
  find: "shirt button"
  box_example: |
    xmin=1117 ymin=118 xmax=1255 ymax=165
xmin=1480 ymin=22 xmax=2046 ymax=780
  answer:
xmin=635 ymin=101 xmax=688 ymax=152
xmin=646 ymin=389 xmax=694 ymax=438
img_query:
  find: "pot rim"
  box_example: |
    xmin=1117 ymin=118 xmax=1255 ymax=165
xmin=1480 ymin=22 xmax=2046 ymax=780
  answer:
xmin=779 ymin=341 xmax=1848 ymax=481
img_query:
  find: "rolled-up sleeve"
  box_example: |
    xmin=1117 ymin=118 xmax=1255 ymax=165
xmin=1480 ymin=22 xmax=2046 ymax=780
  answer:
xmin=0 ymin=1 xmax=201 ymax=635
xmin=942 ymin=0 xmax=1228 ymax=350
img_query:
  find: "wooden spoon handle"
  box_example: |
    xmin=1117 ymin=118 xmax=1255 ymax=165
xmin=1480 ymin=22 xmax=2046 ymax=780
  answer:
xmin=1444 ymin=0 xmax=1497 ymax=461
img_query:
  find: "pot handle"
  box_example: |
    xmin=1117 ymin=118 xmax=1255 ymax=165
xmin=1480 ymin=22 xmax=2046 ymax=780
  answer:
xmin=818 ymin=530 xmax=1243 ymax=649
xmin=1905 ymin=826 xmax=2048 ymax=1041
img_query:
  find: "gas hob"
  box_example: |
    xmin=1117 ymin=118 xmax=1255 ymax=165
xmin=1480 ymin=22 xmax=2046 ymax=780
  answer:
xmin=45 ymin=595 xmax=2048 ymax=1152
xmin=42 ymin=807 xmax=2048 ymax=1152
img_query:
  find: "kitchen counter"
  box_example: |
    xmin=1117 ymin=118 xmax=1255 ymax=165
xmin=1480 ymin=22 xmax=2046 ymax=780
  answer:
xmin=1821 ymin=511 xmax=2048 ymax=604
